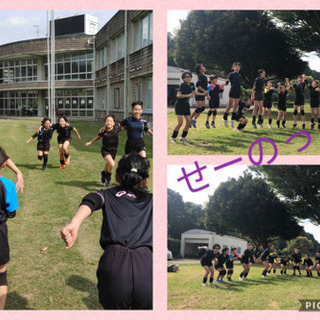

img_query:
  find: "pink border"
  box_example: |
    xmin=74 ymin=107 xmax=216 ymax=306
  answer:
xmin=0 ymin=0 xmax=320 ymax=319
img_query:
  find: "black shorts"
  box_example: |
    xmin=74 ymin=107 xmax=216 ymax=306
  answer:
xmin=310 ymin=98 xmax=319 ymax=108
xmin=125 ymin=138 xmax=146 ymax=154
xmin=263 ymin=100 xmax=272 ymax=108
xmin=226 ymin=261 xmax=233 ymax=269
xmin=294 ymin=98 xmax=304 ymax=106
xmin=278 ymin=105 xmax=287 ymax=111
xmin=200 ymin=257 xmax=212 ymax=267
xmin=37 ymin=142 xmax=50 ymax=152
xmin=57 ymin=137 xmax=71 ymax=145
xmin=101 ymin=148 xmax=117 ymax=160
xmin=234 ymin=114 xmax=245 ymax=122
xmin=254 ymin=90 xmax=263 ymax=101
xmin=195 ymin=95 xmax=205 ymax=101
xmin=209 ymin=99 xmax=219 ymax=109
xmin=214 ymin=264 xmax=224 ymax=270
xmin=241 ymin=258 xmax=249 ymax=264
xmin=97 ymin=245 xmax=152 ymax=309
xmin=175 ymin=102 xmax=191 ymax=116
xmin=229 ymin=88 xmax=241 ymax=99
xmin=0 ymin=222 xmax=9 ymax=265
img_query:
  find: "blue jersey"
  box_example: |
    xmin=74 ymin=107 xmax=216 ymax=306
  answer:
xmin=0 ymin=176 xmax=19 ymax=213
xmin=121 ymin=117 xmax=148 ymax=139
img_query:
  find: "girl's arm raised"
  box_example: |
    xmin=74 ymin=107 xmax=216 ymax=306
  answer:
xmin=86 ymin=136 xmax=101 ymax=147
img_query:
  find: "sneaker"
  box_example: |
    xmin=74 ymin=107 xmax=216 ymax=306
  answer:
xmin=258 ymin=123 xmax=263 ymax=128
xmin=268 ymin=124 xmax=271 ymax=129
xmin=101 ymin=170 xmax=106 ymax=184
xmin=170 ymin=137 xmax=177 ymax=143
xmin=179 ymin=137 xmax=188 ymax=143
xmin=42 ymin=165 xmax=47 ymax=171
xmin=59 ymin=164 xmax=65 ymax=169
xmin=239 ymin=277 xmax=244 ymax=280
xmin=293 ymin=123 xmax=297 ymax=129
xmin=215 ymin=280 xmax=221 ymax=283
xmin=261 ymin=275 xmax=265 ymax=278
xmin=228 ymin=278 xmax=232 ymax=281
xmin=191 ymin=119 xmax=197 ymax=128
xmin=302 ymin=124 xmax=305 ymax=129
xmin=205 ymin=122 xmax=210 ymax=129
xmin=222 ymin=119 xmax=229 ymax=127
xmin=211 ymin=122 xmax=216 ymax=128
xmin=282 ymin=124 xmax=286 ymax=128
xmin=252 ymin=123 xmax=257 ymax=129
xmin=230 ymin=119 xmax=234 ymax=128
xmin=234 ymin=128 xmax=241 ymax=132
xmin=202 ymin=282 xmax=207 ymax=287
xmin=225 ymin=278 xmax=230 ymax=281
xmin=311 ymin=123 xmax=315 ymax=130
xmin=65 ymin=156 xmax=70 ymax=165
xmin=105 ymin=181 xmax=111 ymax=188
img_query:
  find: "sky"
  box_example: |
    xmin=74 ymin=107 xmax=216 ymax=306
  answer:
xmin=0 ymin=10 xmax=117 ymax=45
xmin=167 ymin=10 xmax=320 ymax=72
xmin=168 ymin=164 xmax=320 ymax=242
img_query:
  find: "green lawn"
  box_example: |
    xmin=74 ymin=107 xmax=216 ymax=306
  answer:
xmin=168 ymin=263 xmax=320 ymax=310
xmin=0 ymin=118 xmax=152 ymax=310
xmin=168 ymin=105 xmax=319 ymax=155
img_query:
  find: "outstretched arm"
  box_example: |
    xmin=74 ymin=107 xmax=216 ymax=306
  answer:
xmin=6 ymin=158 xmax=24 ymax=194
xmin=147 ymin=129 xmax=153 ymax=136
xmin=86 ymin=136 xmax=101 ymax=147
xmin=73 ymin=127 xmax=81 ymax=140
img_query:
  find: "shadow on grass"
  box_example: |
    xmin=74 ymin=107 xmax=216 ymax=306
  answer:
xmin=6 ymin=291 xmax=33 ymax=310
xmin=66 ymin=275 xmax=100 ymax=310
xmin=55 ymin=180 xmax=103 ymax=192
xmin=15 ymin=163 xmax=59 ymax=170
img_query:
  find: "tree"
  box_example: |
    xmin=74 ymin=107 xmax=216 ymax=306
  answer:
xmin=251 ymin=166 xmax=320 ymax=225
xmin=204 ymin=173 xmax=302 ymax=247
xmin=174 ymin=11 xmax=307 ymax=86
xmin=285 ymin=236 xmax=314 ymax=256
xmin=168 ymin=32 xmax=177 ymax=66
xmin=184 ymin=202 xmax=205 ymax=230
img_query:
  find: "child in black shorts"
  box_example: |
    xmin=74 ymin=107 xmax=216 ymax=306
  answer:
xmin=199 ymin=244 xmax=220 ymax=287
xmin=303 ymin=254 xmax=314 ymax=277
xmin=292 ymin=248 xmax=302 ymax=276
xmin=0 ymin=147 xmax=19 ymax=310
xmin=120 ymin=101 xmax=153 ymax=157
xmin=307 ymin=80 xmax=320 ymax=129
xmin=226 ymin=247 xmax=239 ymax=281
xmin=86 ymin=115 xmax=123 ymax=188
xmin=292 ymin=74 xmax=307 ymax=129
xmin=239 ymin=243 xmax=254 ymax=280
xmin=27 ymin=117 xmax=53 ymax=171
xmin=61 ymin=153 xmax=152 ymax=309
xmin=215 ymin=247 xmax=229 ymax=284
xmin=263 ymin=81 xmax=276 ymax=129
xmin=233 ymin=97 xmax=251 ymax=132
xmin=315 ymin=251 xmax=320 ymax=277
xmin=276 ymin=79 xmax=291 ymax=128
xmin=251 ymin=69 xmax=266 ymax=128
xmin=267 ymin=250 xmax=279 ymax=276
xmin=280 ymin=256 xmax=289 ymax=275
xmin=260 ymin=243 xmax=274 ymax=277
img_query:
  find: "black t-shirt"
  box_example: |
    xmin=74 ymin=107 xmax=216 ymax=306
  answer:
xmin=253 ymin=248 xmax=263 ymax=259
xmin=264 ymin=88 xmax=275 ymax=102
xmin=315 ymin=256 xmax=320 ymax=264
xmin=208 ymin=84 xmax=224 ymax=100
xmin=261 ymin=249 xmax=270 ymax=260
xmin=268 ymin=253 xmax=278 ymax=264
xmin=292 ymin=252 xmax=302 ymax=263
xmin=242 ymin=249 xmax=253 ymax=263
xmin=254 ymin=77 xmax=264 ymax=92
xmin=303 ymin=258 xmax=314 ymax=267
xmin=278 ymin=90 xmax=288 ymax=107
xmin=236 ymin=101 xmax=249 ymax=117
xmin=227 ymin=72 xmax=242 ymax=90
xmin=32 ymin=127 xmax=54 ymax=144
xmin=281 ymin=258 xmax=288 ymax=265
xmin=176 ymin=82 xmax=195 ymax=106
xmin=196 ymin=74 xmax=208 ymax=93
xmin=81 ymin=186 xmax=152 ymax=250
xmin=52 ymin=124 xmax=74 ymax=141
xmin=216 ymin=253 xmax=229 ymax=266
xmin=309 ymin=86 xmax=320 ymax=100
xmin=120 ymin=117 xmax=148 ymax=140
xmin=293 ymin=83 xmax=306 ymax=99
xmin=98 ymin=126 xmax=121 ymax=152
xmin=202 ymin=249 xmax=219 ymax=262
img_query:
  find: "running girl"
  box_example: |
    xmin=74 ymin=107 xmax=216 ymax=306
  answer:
xmin=61 ymin=153 xmax=152 ymax=309
xmin=292 ymin=248 xmax=302 ymax=276
xmin=190 ymin=63 xmax=208 ymax=128
xmin=26 ymin=117 xmax=53 ymax=171
xmin=121 ymin=101 xmax=153 ymax=157
xmin=276 ymin=79 xmax=291 ymax=128
xmin=239 ymin=243 xmax=254 ymax=280
xmin=267 ymin=250 xmax=279 ymax=276
xmin=205 ymin=76 xmax=225 ymax=129
xmin=251 ymin=69 xmax=266 ymax=129
xmin=226 ymin=247 xmax=239 ymax=281
xmin=263 ymin=81 xmax=277 ymax=129
xmin=233 ymin=97 xmax=251 ymax=132
xmin=215 ymin=247 xmax=229 ymax=283
xmin=292 ymin=74 xmax=307 ymax=129
xmin=86 ymin=115 xmax=122 ymax=188
xmin=280 ymin=256 xmax=289 ymax=275
xmin=303 ymin=254 xmax=314 ymax=277
xmin=198 ymin=244 xmax=220 ymax=287
xmin=307 ymin=80 xmax=320 ymax=129
xmin=260 ymin=243 xmax=274 ymax=277
xmin=223 ymin=62 xmax=242 ymax=128
xmin=170 ymin=71 xmax=197 ymax=143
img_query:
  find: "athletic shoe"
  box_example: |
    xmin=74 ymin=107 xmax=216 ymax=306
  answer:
xmin=191 ymin=119 xmax=197 ymax=128
xmin=252 ymin=123 xmax=257 ymax=129
xmin=234 ymin=128 xmax=241 ymax=132
xmin=228 ymin=278 xmax=232 ymax=281
xmin=59 ymin=164 xmax=65 ymax=169
xmin=205 ymin=122 xmax=210 ymax=129
xmin=222 ymin=119 xmax=229 ymax=127
xmin=220 ymin=280 xmax=226 ymax=284
xmin=225 ymin=278 xmax=230 ymax=281
xmin=211 ymin=122 xmax=216 ymax=128
xmin=202 ymin=282 xmax=207 ymax=287
xmin=105 ymin=181 xmax=111 ymax=188
xmin=293 ymin=123 xmax=297 ymax=129
xmin=42 ymin=165 xmax=47 ymax=171
xmin=282 ymin=124 xmax=286 ymax=128
xmin=266 ymin=273 xmax=270 ymax=276
xmin=65 ymin=156 xmax=70 ymax=165
xmin=179 ymin=137 xmax=188 ymax=143
xmin=258 ymin=123 xmax=263 ymax=128
xmin=101 ymin=170 xmax=106 ymax=183
xmin=215 ymin=280 xmax=220 ymax=283
xmin=170 ymin=137 xmax=177 ymax=143
xmin=261 ymin=275 xmax=266 ymax=278
xmin=239 ymin=277 xmax=244 ymax=280
xmin=302 ymin=124 xmax=305 ymax=129
xmin=268 ymin=124 xmax=271 ymax=129
xmin=230 ymin=119 xmax=234 ymax=128
xmin=311 ymin=123 xmax=315 ymax=130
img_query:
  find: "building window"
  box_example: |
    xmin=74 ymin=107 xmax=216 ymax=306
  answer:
xmin=0 ymin=59 xmax=37 ymax=83
xmin=115 ymin=33 xmax=125 ymax=61
xmin=134 ymin=12 xmax=153 ymax=51
xmin=113 ymin=88 xmax=120 ymax=109
xmin=142 ymin=77 xmax=152 ymax=111
xmin=97 ymin=87 xmax=106 ymax=109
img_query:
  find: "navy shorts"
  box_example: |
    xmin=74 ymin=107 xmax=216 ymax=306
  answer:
xmin=254 ymin=90 xmax=263 ymax=101
xmin=125 ymin=138 xmax=146 ymax=154
xmin=200 ymin=257 xmax=212 ymax=267
xmin=175 ymin=102 xmax=191 ymax=116
xmin=294 ymin=98 xmax=304 ymax=106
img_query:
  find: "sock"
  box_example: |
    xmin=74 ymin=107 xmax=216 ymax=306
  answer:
xmin=223 ymin=113 xmax=228 ymax=120
xmin=209 ymin=277 xmax=213 ymax=283
xmin=64 ymin=153 xmax=69 ymax=159
xmin=282 ymin=120 xmax=286 ymax=126
xmin=318 ymin=118 xmax=320 ymax=124
xmin=298 ymin=267 xmax=301 ymax=275
xmin=43 ymin=155 xmax=48 ymax=166
xmin=311 ymin=118 xmax=315 ymax=124
xmin=280 ymin=270 xmax=283 ymax=275
xmin=202 ymin=277 xmax=207 ymax=284
xmin=181 ymin=131 xmax=188 ymax=138
xmin=240 ymin=272 xmax=244 ymax=278
xmin=284 ymin=270 xmax=287 ymax=275
xmin=172 ymin=130 xmax=178 ymax=138
xmin=276 ymin=120 xmax=280 ymax=126
xmin=269 ymin=119 xmax=272 ymax=125
xmin=244 ymin=272 xmax=248 ymax=278
xmin=237 ymin=123 xmax=245 ymax=130
xmin=317 ymin=271 xmax=320 ymax=276
xmin=273 ymin=269 xmax=276 ymax=274
xmin=307 ymin=270 xmax=310 ymax=277
xmin=310 ymin=271 xmax=313 ymax=277
xmin=252 ymin=115 xmax=256 ymax=124
xmin=211 ymin=121 xmax=215 ymax=124
xmin=231 ymin=112 xmax=236 ymax=120
xmin=60 ymin=159 xmax=65 ymax=165
xmin=105 ymin=171 xmax=111 ymax=182
xmin=258 ymin=115 xmax=262 ymax=124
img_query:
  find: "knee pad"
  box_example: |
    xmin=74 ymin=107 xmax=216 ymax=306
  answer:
xmin=301 ymin=110 xmax=305 ymax=116
xmin=207 ymin=110 xmax=213 ymax=117
xmin=0 ymin=271 xmax=7 ymax=286
xmin=293 ymin=109 xmax=298 ymax=115
xmin=195 ymin=108 xmax=202 ymax=113
xmin=212 ymin=110 xmax=217 ymax=116
xmin=38 ymin=155 xmax=43 ymax=161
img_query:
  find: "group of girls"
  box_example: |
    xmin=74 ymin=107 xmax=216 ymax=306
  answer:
xmin=27 ymin=101 xmax=153 ymax=188
xmin=170 ymin=62 xmax=320 ymax=143
xmin=199 ymin=243 xmax=320 ymax=286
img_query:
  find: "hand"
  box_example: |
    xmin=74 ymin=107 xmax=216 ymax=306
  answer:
xmin=78 ymin=135 xmax=81 ymax=140
xmin=16 ymin=172 xmax=24 ymax=194
xmin=99 ymin=126 xmax=105 ymax=133
xmin=60 ymin=223 xmax=79 ymax=249
xmin=86 ymin=142 xmax=91 ymax=147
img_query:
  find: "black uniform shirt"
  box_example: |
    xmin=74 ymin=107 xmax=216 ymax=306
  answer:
xmin=98 ymin=126 xmax=121 ymax=152
xmin=254 ymin=77 xmax=264 ymax=92
xmin=52 ymin=124 xmax=74 ymax=141
xmin=293 ymin=83 xmax=306 ymax=99
xmin=196 ymin=74 xmax=208 ymax=93
xmin=120 ymin=117 xmax=148 ymax=139
xmin=303 ymin=258 xmax=314 ymax=267
xmin=176 ymin=82 xmax=196 ymax=106
xmin=309 ymin=86 xmax=320 ymax=99
xmin=278 ymin=90 xmax=288 ymax=107
xmin=32 ymin=127 xmax=54 ymax=144
xmin=261 ymin=249 xmax=270 ymax=260
xmin=236 ymin=101 xmax=249 ymax=117
xmin=292 ymin=252 xmax=302 ymax=263
xmin=216 ymin=253 xmax=230 ymax=266
xmin=227 ymin=72 xmax=242 ymax=89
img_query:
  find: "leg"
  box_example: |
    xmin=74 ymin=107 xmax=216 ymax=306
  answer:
xmin=293 ymin=105 xmax=298 ymax=127
xmin=223 ymin=98 xmax=233 ymax=126
xmin=208 ymin=266 xmax=215 ymax=285
xmin=193 ymin=101 xmax=205 ymax=120
xmin=104 ymin=155 xmax=115 ymax=183
xmin=0 ymin=264 xmax=8 ymax=310
xmin=202 ymin=265 xmax=210 ymax=285
xmin=252 ymin=101 xmax=258 ymax=127
xmin=300 ymin=105 xmax=305 ymax=127
xmin=58 ymin=143 xmax=65 ymax=167
xmin=62 ymin=140 xmax=71 ymax=163
xmin=267 ymin=108 xmax=272 ymax=127
xmin=42 ymin=151 xmax=49 ymax=170
xmin=257 ymin=101 xmax=263 ymax=126
xmin=230 ymin=98 xmax=240 ymax=127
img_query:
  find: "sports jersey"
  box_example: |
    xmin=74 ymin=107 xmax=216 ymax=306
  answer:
xmin=98 ymin=126 xmax=121 ymax=152
xmin=52 ymin=124 xmax=74 ymax=142
xmin=216 ymin=253 xmax=229 ymax=267
xmin=293 ymin=82 xmax=306 ymax=105
xmin=281 ymin=258 xmax=288 ymax=266
xmin=32 ymin=127 xmax=54 ymax=144
xmin=268 ymin=253 xmax=278 ymax=264
xmin=201 ymin=248 xmax=219 ymax=262
xmin=176 ymin=82 xmax=196 ymax=106
xmin=292 ymin=252 xmax=302 ymax=263
xmin=241 ymin=249 xmax=253 ymax=264
xmin=315 ymin=256 xmax=320 ymax=264
xmin=0 ymin=176 xmax=19 ymax=214
xmin=196 ymin=74 xmax=208 ymax=93
xmin=303 ymin=258 xmax=314 ymax=267
xmin=236 ymin=102 xmax=249 ymax=117
xmin=120 ymin=117 xmax=148 ymax=140
xmin=309 ymin=86 xmax=320 ymax=107
xmin=208 ymin=83 xmax=224 ymax=107
xmin=253 ymin=248 xmax=263 ymax=259
xmin=254 ymin=77 xmax=264 ymax=92
xmin=278 ymin=90 xmax=288 ymax=108
xmin=261 ymin=249 xmax=271 ymax=261
xmin=227 ymin=72 xmax=242 ymax=90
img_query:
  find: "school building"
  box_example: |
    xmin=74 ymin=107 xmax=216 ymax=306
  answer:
xmin=180 ymin=229 xmax=247 ymax=258
xmin=167 ymin=65 xmax=230 ymax=108
xmin=0 ymin=10 xmax=153 ymax=125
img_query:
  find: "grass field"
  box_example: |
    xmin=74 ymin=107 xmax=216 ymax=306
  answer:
xmin=168 ymin=105 xmax=320 ymax=155
xmin=0 ymin=118 xmax=152 ymax=310
xmin=168 ymin=263 xmax=320 ymax=310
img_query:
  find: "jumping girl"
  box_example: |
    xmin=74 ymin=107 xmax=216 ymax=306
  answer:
xmin=303 ymin=254 xmax=314 ymax=277
xmin=307 ymin=80 xmax=320 ymax=129
xmin=260 ymin=243 xmax=274 ymax=277
xmin=121 ymin=101 xmax=153 ymax=157
xmin=292 ymin=248 xmax=302 ymax=276
xmin=263 ymin=81 xmax=277 ymax=129
xmin=276 ymin=79 xmax=291 ymax=128
xmin=267 ymin=250 xmax=279 ymax=276
xmin=26 ymin=117 xmax=53 ymax=171
xmin=215 ymin=247 xmax=229 ymax=283
xmin=239 ymin=243 xmax=254 ymax=280
xmin=226 ymin=247 xmax=239 ymax=281
xmin=190 ymin=63 xmax=208 ymax=128
xmin=233 ymin=97 xmax=251 ymax=132
xmin=292 ymin=74 xmax=307 ymax=129
xmin=61 ymin=153 xmax=152 ymax=309
xmin=170 ymin=71 xmax=197 ymax=143
xmin=251 ymin=69 xmax=266 ymax=129
xmin=223 ymin=62 xmax=242 ymax=128
xmin=86 ymin=115 xmax=122 ymax=188
xmin=205 ymin=76 xmax=225 ymax=129
xmin=315 ymin=251 xmax=320 ymax=277
xmin=280 ymin=256 xmax=289 ymax=275
xmin=198 ymin=243 xmax=220 ymax=287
